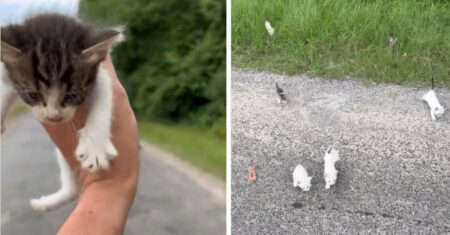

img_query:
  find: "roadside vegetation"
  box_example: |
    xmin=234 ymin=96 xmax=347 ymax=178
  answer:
xmin=139 ymin=121 xmax=226 ymax=180
xmin=80 ymin=0 xmax=226 ymax=179
xmin=233 ymin=0 xmax=450 ymax=88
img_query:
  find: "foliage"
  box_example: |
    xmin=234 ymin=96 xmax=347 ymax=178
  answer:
xmin=80 ymin=0 xmax=226 ymax=126
xmin=233 ymin=0 xmax=450 ymax=88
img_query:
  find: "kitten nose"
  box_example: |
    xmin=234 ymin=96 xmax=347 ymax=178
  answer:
xmin=47 ymin=116 xmax=63 ymax=122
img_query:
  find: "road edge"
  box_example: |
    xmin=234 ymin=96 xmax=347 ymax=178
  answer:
xmin=140 ymin=142 xmax=226 ymax=203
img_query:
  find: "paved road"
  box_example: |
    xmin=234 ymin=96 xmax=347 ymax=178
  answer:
xmin=231 ymin=69 xmax=450 ymax=234
xmin=1 ymin=114 xmax=225 ymax=235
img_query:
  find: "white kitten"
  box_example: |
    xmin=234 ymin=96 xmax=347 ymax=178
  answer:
xmin=324 ymin=147 xmax=340 ymax=189
xmin=30 ymin=148 xmax=78 ymax=211
xmin=422 ymin=90 xmax=444 ymax=121
xmin=292 ymin=164 xmax=312 ymax=191
xmin=265 ymin=21 xmax=275 ymax=36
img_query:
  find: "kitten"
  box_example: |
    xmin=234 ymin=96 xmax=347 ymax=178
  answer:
xmin=292 ymin=164 xmax=312 ymax=191
xmin=324 ymin=146 xmax=340 ymax=189
xmin=1 ymin=13 xmax=123 ymax=211
xmin=421 ymin=78 xmax=445 ymax=121
xmin=275 ymin=83 xmax=287 ymax=104
xmin=265 ymin=21 xmax=274 ymax=36
xmin=387 ymin=36 xmax=397 ymax=48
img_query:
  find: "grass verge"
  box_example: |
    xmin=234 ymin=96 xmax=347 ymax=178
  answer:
xmin=9 ymin=104 xmax=28 ymax=119
xmin=232 ymin=0 xmax=450 ymax=88
xmin=138 ymin=121 xmax=226 ymax=180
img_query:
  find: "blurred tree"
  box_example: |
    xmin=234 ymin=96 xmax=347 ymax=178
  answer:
xmin=80 ymin=0 xmax=226 ymax=127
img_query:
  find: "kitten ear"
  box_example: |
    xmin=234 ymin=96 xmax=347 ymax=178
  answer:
xmin=1 ymin=40 xmax=21 ymax=64
xmin=81 ymin=26 xmax=124 ymax=64
xmin=1 ymin=26 xmax=23 ymax=64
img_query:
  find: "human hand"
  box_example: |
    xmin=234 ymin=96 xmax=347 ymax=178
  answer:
xmin=42 ymin=59 xmax=139 ymax=235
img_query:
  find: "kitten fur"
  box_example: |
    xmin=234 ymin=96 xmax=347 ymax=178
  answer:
xmin=324 ymin=147 xmax=340 ymax=189
xmin=1 ymin=13 xmax=123 ymax=211
xmin=421 ymin=78 xmax=445 ymax=121
xmin=265 ymin=21 xmax=275 ymax=36
xmin=30 ymin=148 xmax=78 ymax=211
xmin=1 ymin=14 xmax=122 ymax=123
xmin=292 ymin=164 xmax=312 ymax=191
xmin=275 ymin=83 xmax=287 ymax=104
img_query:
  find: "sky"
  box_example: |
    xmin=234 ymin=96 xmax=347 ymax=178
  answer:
xmin=0 ymin=0 xmax=80 ymax=26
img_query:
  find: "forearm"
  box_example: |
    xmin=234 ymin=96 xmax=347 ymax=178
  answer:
xmin=57 ymin=177 xmax=137 ymax=235
xmin=52 ymin=58 xmax=140 ymax=234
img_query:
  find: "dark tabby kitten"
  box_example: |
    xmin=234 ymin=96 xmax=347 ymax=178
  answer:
xmin=275 ymin=83 xmax=287 ymax=104
xmin=1 ymin=13 xmax=123 ymax=211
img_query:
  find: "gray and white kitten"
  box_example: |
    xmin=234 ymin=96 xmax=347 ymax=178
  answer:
xmin=1 ymin=14 xmax=123 ymax=211
xmin=275 ymin=83 xmax=287 ymax=104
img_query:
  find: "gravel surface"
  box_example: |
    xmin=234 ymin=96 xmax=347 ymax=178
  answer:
xmin=1 ymin=114 xmax=225 ymax=235
xmin=231 ymin=69 xmax=450 ymax=234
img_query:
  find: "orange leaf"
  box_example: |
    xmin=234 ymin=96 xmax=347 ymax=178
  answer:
xmin=248 ymin=167 xmax=256 ymax=182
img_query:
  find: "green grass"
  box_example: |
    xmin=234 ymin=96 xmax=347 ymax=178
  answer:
xmin=9 ymin=104 xmax=27 ymax=119
xmin=233 ymin=0 xmax=450 ymax=88
xmin=138 ymin=121 xmax=226 ymax=180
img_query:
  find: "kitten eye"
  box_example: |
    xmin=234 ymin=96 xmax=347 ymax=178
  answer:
xmin=27 ymin=92 xmax=43 ymax=101
xmin=64 ymin=94 xmax=76 ymax=103
xmin=63 ymin=94 xmax=82 ymax=105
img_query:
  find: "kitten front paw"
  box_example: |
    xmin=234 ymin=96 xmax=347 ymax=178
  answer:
xmin=430 ymin=112 xmax=437 ymax=121
xmin=75 ymin=129 xmax=117 ymax=172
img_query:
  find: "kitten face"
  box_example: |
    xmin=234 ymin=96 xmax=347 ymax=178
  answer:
xmin=297 ymin=176 xmax=312 ymax=191
xmin=1 ymin=14 xmax=123 ymax=123
xmin=3 ymin=47 xmax=96 ymax=123
xmin=300 ymin=182 xmax=311 ymax=191
xmin=29 ymin=88 xmax=77 ymax=123
xmin=434 ymin=106 xmax=444 ymax=117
